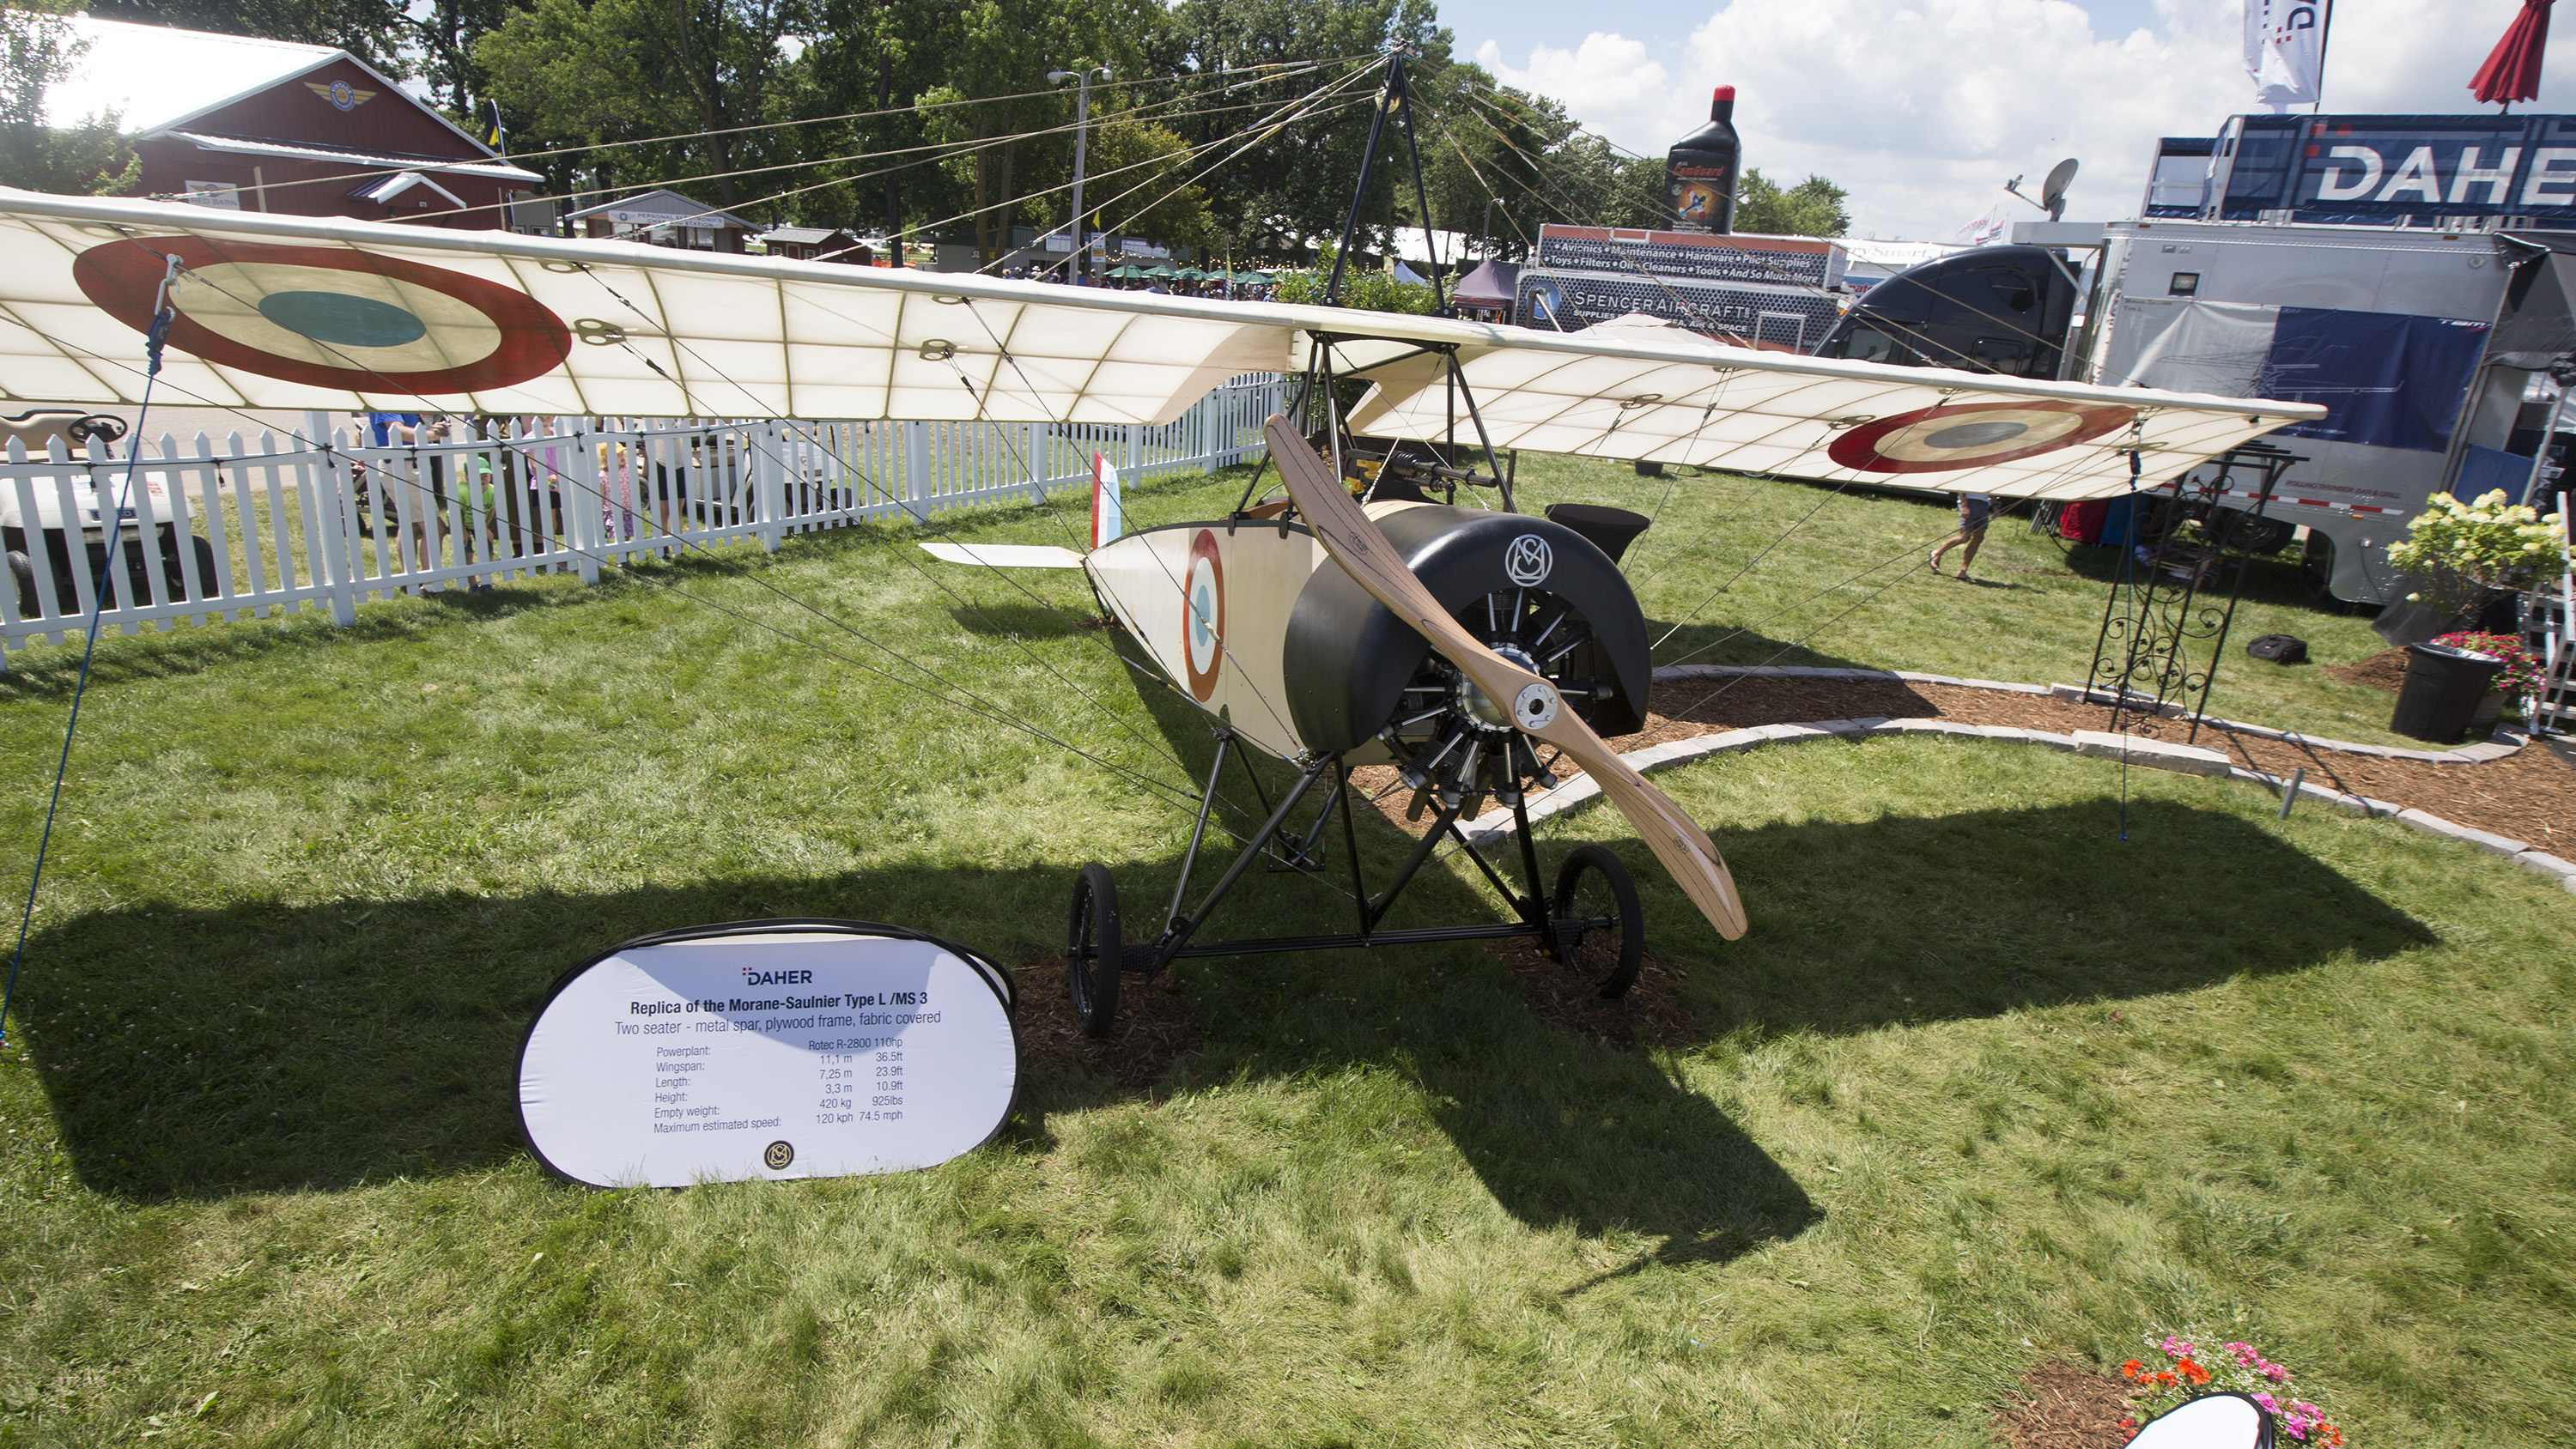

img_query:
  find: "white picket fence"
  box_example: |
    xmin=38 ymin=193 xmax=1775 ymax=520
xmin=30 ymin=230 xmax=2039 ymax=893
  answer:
xmin=0 ymin=373 xmax=1283 ymax=664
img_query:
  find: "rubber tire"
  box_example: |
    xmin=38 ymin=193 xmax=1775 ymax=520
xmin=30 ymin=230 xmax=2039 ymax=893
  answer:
xmin=1066 ymin=863 xmax=1122 ymax=1039
xmin=179 ymin=533 xmax=219 ymax=599
xmin=1552 ymin=844 xmax=1645 ymax=999
xmin=2217 ymin=510 xmax=2293 ymax=556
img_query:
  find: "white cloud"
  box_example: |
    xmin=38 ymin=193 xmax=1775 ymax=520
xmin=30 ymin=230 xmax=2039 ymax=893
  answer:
xmin=1471 ymin=34 xmax=1670 ymax=146
xmin=1475 ymin=0 xmax=2576 ymax=241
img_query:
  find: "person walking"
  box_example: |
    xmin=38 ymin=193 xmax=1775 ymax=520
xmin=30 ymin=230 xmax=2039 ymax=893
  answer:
xmin=1929 ymin=491 xmax=1992 ymax=580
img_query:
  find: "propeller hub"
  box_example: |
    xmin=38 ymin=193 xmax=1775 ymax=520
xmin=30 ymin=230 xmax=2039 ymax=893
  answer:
xmin=1459 ymin=645 xmax=1557 ymax=732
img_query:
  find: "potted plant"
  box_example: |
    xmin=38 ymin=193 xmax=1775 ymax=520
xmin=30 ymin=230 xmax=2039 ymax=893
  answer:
xmin=2384 ymin=490 xmax=2569 ymax=628
xmin=2380 ymin=492 xmax=2568 ymax=741
xmin=2429 ymin=630 xmax=2543 ymax=728
xmin=2120 ymin=1330 xmax=2345 ymax=1446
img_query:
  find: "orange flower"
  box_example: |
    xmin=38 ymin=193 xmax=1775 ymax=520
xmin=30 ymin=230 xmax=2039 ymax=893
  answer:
xmin=2122 ymin=1361 xmax=2143 ymax=1379
xmin=2157 ymin=1371 xmax=2176 ymax=1385
xmin=2178 ymin=1359 xmax=2212 ymax=1386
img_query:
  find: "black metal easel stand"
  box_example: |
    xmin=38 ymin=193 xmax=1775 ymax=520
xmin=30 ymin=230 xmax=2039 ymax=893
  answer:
xmin=2087 ymin=442 xmax=2304 ymax=743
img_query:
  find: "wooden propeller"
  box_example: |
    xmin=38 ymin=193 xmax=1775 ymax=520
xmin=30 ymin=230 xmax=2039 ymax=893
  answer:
xmin=1263 ymin=415 xmax=1747 ymax=940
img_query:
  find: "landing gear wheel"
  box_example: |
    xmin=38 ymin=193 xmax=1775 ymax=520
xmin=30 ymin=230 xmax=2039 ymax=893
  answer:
xmin=1552 ymin=844 xmax=1644 ymax=998
xmin=1066 ymin=863 xmax=1121 ymax=1038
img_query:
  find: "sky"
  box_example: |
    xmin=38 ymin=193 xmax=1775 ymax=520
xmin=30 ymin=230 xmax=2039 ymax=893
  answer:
xmin=1436 ymin=0 xmax=2576 ymax=241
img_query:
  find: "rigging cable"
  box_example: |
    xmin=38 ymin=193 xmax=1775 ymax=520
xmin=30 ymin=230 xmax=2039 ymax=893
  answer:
xmin=154 ymin=54 xmax=1372 ymax=213
xmin=0 ymin=253 xmax=179 ymax=1048
xmin=36 ymin=282 xmax=1245 ymax=838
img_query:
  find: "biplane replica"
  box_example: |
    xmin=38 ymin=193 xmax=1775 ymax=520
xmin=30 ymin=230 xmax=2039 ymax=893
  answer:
xmin=0 ymin=67 xmax=2322 ymax=1036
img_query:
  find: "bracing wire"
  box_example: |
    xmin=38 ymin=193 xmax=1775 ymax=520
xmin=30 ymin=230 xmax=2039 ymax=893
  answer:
xmin=0 ymin=253 xmax=180 ymax=1048
xmin=158 ymin=54 xmax=1373 ymax=212
xmin=46 ymin=257 xmax=1250 ymax=840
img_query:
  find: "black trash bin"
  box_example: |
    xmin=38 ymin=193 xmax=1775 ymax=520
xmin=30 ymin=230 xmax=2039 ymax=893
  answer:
xmin=2390 ymin=641 xmax=2504 ymax=743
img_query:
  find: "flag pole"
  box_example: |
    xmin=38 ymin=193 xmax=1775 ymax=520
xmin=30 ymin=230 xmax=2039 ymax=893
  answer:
xmin=2313 ymin=0 xmax=2336 ymax=112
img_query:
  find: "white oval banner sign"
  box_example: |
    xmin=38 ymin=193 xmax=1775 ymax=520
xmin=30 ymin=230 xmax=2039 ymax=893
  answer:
xmin=517 ymin=919 xmax=1018 ymax=1188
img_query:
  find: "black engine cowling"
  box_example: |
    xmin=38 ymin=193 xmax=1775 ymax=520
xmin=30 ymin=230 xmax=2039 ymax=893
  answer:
xmin=1280 ymin=505 xmax=1650 ymax=756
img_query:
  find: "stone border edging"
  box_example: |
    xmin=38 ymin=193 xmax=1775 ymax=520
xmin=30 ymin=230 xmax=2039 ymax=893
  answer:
xmin=1450 ymin=668 xmax=2575 ymax=896
xmin=1651 ymin=664 xmax=2525 ymax=763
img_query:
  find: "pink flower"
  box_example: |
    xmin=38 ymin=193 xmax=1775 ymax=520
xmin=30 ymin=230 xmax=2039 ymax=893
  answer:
xmin=2266 ymin=1365 xmax=2289 ymax=1382
xmin=2256 ymin=1393 xmax=2280 ymax=1415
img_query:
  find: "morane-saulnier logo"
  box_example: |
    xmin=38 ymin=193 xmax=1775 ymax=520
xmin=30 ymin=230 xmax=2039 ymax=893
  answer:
xmin=1504 ymin=534 xmax=1553 ymax=587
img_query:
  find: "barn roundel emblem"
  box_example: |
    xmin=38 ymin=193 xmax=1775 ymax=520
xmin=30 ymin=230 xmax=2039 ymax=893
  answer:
xmin=1182 ymin=529 xmax=1225 ymax=701
xmin=1825 ymin=401 xmax=2136 ymax=474
xmin=73 ymin=237 xmax=574 ymax=394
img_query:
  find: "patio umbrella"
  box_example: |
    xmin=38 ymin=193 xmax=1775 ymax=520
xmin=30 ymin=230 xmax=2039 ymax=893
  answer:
xmin=1145 ymin=263 xmax=1178 ymax=277
xmin=1106 ymin=264 xmax=1147 ymax=279
xmin=2473 ymin=0 xmax=2555 ymax=108
xmin=1235 ymin=270 xmax=1273 ymax=284
xmin=1174 ymin=267 xmax=1208 ymax=281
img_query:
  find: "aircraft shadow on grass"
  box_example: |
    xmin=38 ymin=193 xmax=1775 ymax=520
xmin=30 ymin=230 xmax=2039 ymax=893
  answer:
xmin=15 ymin=759 xmax=2427 ymax=1282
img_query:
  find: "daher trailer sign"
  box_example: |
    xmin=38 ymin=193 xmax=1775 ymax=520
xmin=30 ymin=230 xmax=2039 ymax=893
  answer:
xmin=2200 ymin=113 xmax=2576 ymax=226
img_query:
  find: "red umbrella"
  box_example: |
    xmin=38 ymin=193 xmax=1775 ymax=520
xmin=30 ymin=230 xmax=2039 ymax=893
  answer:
xmin=2472 ymin=0 xmax=2556 ymax=109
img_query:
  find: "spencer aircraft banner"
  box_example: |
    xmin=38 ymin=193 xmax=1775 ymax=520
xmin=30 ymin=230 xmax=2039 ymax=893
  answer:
xmin=517 ymin=920 xmax=1018 ymax=1189
xmin=2217 ymin=113 xmax=2576 ymax=223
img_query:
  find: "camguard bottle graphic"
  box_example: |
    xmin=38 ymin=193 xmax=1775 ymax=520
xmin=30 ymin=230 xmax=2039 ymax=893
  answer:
xmin=1663 ymin=85 xmax=1741 ymax=233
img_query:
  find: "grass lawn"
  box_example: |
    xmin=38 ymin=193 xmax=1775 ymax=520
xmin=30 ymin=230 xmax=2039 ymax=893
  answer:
xmin=0 ymin=457 xmax=2567 ymax=1447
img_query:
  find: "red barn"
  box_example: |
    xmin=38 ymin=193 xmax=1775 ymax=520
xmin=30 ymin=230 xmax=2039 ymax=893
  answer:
xmin=39 ymin=16 xmax=543 ymax=231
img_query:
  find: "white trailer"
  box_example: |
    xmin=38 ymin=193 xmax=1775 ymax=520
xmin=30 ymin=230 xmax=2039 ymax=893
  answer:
xmin=2026 ymin=217 xmax=2571 ymax=606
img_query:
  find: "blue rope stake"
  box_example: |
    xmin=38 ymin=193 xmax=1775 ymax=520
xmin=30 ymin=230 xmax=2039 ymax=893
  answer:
xmin=0 ymin=253 xmax=179 ymax=1050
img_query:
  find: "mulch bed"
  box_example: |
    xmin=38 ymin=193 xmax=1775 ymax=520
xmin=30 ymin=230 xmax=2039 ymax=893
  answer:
xmin=1642 ymin=676 xmax=2576 ymax=856
xmin=1487 ymin=937 xmax=1700 ymax=1050
xmin=1012 ymin=960 xmax=1200 ymax=1088
xmin=1351 ymin=674 xmax=2576 ymax=854
xmin=1994 ymin=1361 xmax=2136 ymax=1449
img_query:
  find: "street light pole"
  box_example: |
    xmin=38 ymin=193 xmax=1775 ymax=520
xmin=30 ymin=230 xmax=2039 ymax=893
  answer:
xmin=1048 ymin=65 xmax=1110 ymax=284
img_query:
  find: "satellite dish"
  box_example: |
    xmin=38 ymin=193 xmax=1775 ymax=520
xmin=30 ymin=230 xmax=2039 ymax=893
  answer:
xmin=2040 ymin=157 xmax=2080 ymax=221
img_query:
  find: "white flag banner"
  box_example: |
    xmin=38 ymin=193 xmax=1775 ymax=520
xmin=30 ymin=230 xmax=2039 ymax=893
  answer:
xmin=2244 ymin=0 xmax=2325 ymax=109
xmin=1953 ymin=204 xmax=2009 ymax=246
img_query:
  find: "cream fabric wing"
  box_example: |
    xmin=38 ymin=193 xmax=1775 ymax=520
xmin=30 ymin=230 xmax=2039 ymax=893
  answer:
xmin=0 ymin=191 xmax=2320 ymax=500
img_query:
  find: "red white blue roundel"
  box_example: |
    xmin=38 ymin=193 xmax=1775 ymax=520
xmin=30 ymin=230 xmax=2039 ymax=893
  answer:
xmin=73 ymin=237 xmax=573 ymax=394
xmin=1826 ymin=401 xmax=2135 ymax=474
xmin=1183 ymin=529 xmax=1224 ymax=702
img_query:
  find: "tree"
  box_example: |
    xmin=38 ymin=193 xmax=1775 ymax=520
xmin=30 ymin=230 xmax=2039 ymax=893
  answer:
xmin=913 ymin=0 xmax=1157 ymax=264
xmin=800 ymin=0 xmax=948 ymax=244
xmin=1735 ymin=169 xmax=1849 ymax=237
xmin=413 ymin=0 xmax=514 ymax=118
xmin=1408 ymin=73 xmax=1657 ymax=258
xmin=1145 ymin=0 xmax=1455 ymax=265
xmin=84 ymin=0 xmax=409 ymax=72
xmin=0 ymin=3 xmax=138 ymax=197
xmin=1270 ymin=245 xmax=1431 ymax=312
xmin=476 ymin=0 xmax=806 ymax=215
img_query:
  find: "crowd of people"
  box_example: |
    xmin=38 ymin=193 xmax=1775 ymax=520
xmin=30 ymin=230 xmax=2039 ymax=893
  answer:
xmin=347 ymin=412 xmax=738 ymax=594
xmin=990 ymin=261 xmax=1277 ymax=300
